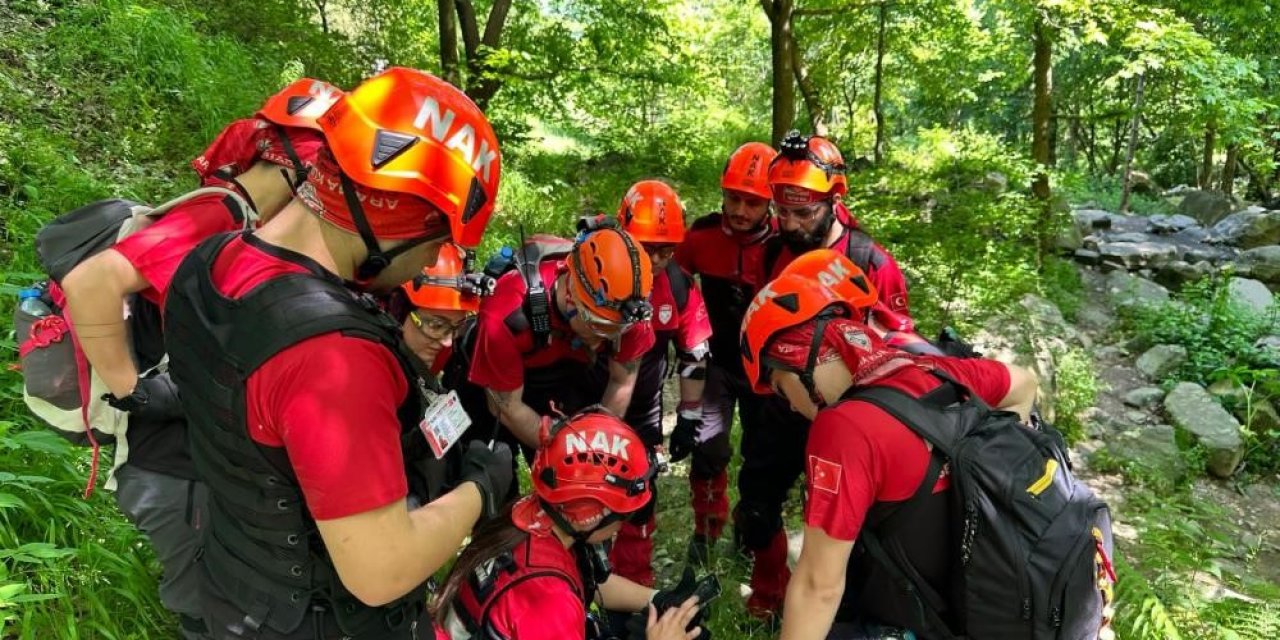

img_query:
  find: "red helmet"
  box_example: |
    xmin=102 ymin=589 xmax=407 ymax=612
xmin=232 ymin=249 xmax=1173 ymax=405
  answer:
xmin=401 ymin=243 xmax=488 ymax=312
xmin=513 ymin=407 xmax=654 ymax=531
xmin=768 ymin=131 xmax=847 ymax=205
xmin=315 ymin=67 xmax=501 ymax=249
xmin=257 ymin=78 xmax=344 ymax=130
xmin=739 ymin=274 xmax=858 ymax=394
xmin=617 ymin=180 xmax=686 ymax=244
xmin=722 ymin=142 xmax=778 ymax=200
xmin=777 ymin=249 xmax=877 ymax=312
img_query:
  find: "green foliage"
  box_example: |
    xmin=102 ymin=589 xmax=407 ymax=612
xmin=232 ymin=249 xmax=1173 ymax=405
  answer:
xmin=1059 ymin=172 xmax=1175 ymax=216
xmin=1122 ymin=276 xmax=1278 ymax=387
xmin=1052 ymin=346 xmax=1100 ymax=445
xmin=853 ymin=127 xmax=1043 ymax=333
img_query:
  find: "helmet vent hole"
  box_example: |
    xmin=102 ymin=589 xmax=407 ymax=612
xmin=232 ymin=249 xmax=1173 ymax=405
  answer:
xmin=563 ymin=456 xmax=574 ymax=465
xmin=607 ymin=455 xmax=618 ymax=466
xmin=620 ymin=464 xmax=629 ymax=474
xmin=577 ymin=453 xmax=589 ymax=463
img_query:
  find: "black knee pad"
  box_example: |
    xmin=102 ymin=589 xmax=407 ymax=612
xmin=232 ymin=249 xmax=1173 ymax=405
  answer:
xmin=733 ymin=502 xmax=783 ymax=551
xmin=691 ymin=432 xmax=732 ymax=478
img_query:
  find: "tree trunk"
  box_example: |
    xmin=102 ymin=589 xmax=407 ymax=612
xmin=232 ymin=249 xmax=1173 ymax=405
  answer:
xmin=312 ymin=0 xmax=329 ymax=33
xmin=872 ymin=0 xmax=888 ymax=163
xmin=1220 ymin=143 xmax=1239 ymax=198
xmin=791 ymin=28 xmax=827 ymax=136
xmin=762 ymin=0 xmax=796 ymax=145
xmin=1118 ymin=73 xmax=1146 ymax=214
xmin=1108 ymin=117 xmax=1124 ymax=175
xmin=1030 ymin=13 xmax=1053 ymax=203
xmin=456 ymin=0 xmax=513 ymax=109
xmin=1199 ymin=120 xmax=1216 ymax=189
xmin=437 ymin=0 xmax=461 ymax=87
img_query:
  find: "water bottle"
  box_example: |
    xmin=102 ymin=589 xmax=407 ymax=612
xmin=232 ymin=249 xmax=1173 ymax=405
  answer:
xmin=18 ymin=286 xmax=52 ymax=317
xmin=483 ymin=246 xmax=515 ymax=279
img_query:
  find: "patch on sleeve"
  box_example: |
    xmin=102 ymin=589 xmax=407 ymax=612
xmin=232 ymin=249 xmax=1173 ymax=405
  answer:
xmin=809 ymin=455 xmax=843 ymax=495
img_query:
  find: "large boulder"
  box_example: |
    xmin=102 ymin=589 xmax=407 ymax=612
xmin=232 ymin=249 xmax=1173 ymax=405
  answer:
xmin=1148 ymin=214 xmax=1200 ymax=234
xmin=1136 ymin=344 xmax=1187 ymax=380
xmin=1105 ymin=270 xmax=1170 ymax=307
xmin=1096 ymin=241 xmax=1178 ymax=270
xmin=1100 ymin=423 xmax=1188 ymax=487
xmin=1209 ymin=209 xmax=1280 ymax=249
xmin=971 ymin=295 xmax=1082 ymax=423
xmin=1177 ymin=189 xmax=1235 ymax=225
xmin=1124 ymin=387 xmax=1166 ymax=409
xmin=1207 ymin=379 xmax=1280 ymax=434
xmin=1073 ymin=209 xmax=1119 ymax=234
xmin=1154 ymin=260 xmax=1213 ymax=290
xmin=1237 ymin=246 xmax=1280 ymax=285
xmin=1163 ymin=382 xmax=1244 ymax=478
xmin=1227 ymin=277 xmax=1274 ymax=315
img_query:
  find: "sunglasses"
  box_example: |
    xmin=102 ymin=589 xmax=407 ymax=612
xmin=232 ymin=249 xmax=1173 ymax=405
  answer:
xmin=409 ymin=310 xmax=468 ymax=340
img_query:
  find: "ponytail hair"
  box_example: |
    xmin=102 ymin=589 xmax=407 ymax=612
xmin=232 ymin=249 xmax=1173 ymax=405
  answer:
xmin=431 ymin=502 xmax=527 ymax=624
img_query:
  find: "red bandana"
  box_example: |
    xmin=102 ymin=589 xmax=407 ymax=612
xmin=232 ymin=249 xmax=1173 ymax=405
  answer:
xmin=298 ymin=150 xmax=447 ymax=240
xmin=192 ymin=118 xmax=325 ymax=187
xmin=767 ymin=317 xmax=915 ymax=384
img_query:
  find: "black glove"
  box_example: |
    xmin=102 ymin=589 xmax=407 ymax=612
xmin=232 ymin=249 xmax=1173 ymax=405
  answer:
xmin=460 ymin=440 xmax=514 ymax=520
xmin=103 ymin=371 xmax=183 ymax=421
xmin=650 ymin=566 xmax=719 ymax=631
xmin=668 ymin=413 xmax=701 ymax=463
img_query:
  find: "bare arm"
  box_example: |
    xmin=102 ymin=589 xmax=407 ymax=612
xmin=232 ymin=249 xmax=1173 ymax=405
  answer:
xmin=317 ymin=482 xmax=483 ymax=606
xmin=1000 ymin=363 xmax=1039 ymax=423
xmin=780 ymin=525 xmax=854 ymax=640
xmin=601 ymin=357 xmax=640 ymax=416
xmin=61 ymin=249 xmax=148 ymax=397
xmin=599 ymin=574 xmax=657 ymax=613
xmin=485 ymin=385 xmax=542 ymax=448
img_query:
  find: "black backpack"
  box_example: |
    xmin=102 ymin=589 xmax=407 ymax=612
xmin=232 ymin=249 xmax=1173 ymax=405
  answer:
xmin=843 ymin=371 xmax=1114 ymax=640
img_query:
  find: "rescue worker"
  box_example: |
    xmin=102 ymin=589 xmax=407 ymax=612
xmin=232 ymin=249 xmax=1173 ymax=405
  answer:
xmin=394 ymin=243 xmax=491 ymax=381
xmin=672 ymin=142 xmax=777 ymax=568
xmin=730 ymin=133 xmax=917 ymax=620
xmin=433 ymin=407 xmax=709 ymax=640
xmin=162 ymin=68 xmax=514 ymax=638
xmin=59 ymin=78 xmax=341 ymax=639
xmin=763 ymin=131 xmax=910 ymax=313
xmin=739 ymin=275 xmax=1039 ymax=640
xmin=468 ymin=226 xmax=655 ymax=454
xmin=608 ymin=180 xmax=713 ymax=591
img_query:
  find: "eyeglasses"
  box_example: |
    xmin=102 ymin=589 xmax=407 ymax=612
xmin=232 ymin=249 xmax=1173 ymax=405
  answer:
xmin=568 ymin=300 xmax=630 ymax=339
xmin=645 ymin=244 xmax=676 ymax=260
xmin=774 ymin=202 xmax=827 ymax=223
xmin=409 ymin=310 xmax=468 ymax=340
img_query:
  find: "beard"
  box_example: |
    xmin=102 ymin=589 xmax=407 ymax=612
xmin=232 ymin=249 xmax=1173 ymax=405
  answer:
xmin=780 ymin=209 xmax=836 ymax=254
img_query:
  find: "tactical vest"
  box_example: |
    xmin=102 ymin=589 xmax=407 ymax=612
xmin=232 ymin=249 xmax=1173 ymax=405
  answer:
xmin=164 ymin=232 xmax=434 ymax=637
xmin=687 ymin=214 xmax=762 ymax=375
xmin=446 ymin=533 xmax=585 ymax=638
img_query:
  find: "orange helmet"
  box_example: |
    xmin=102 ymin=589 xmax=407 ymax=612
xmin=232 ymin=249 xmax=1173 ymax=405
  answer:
xmin=513 ymin=406 xmax=655 ymax=533
xmin=401 ymin=243 xmax=491 ymax=312
xmin=617 ymin=180 xmax=686 ymax=244
xmin=722 ymin=142 xmax=778 ymax=200
xmin=777 ymin=249 xmax=878 ymax=312
xmin=739 ymin=274 xmax=857 ymax=394
xmin=257 ymin=79 xmax=344 ymax=130
xmin=567 ymin=228 xmax=654 ymax=325
xmin=768 ymin=131 xmax=847 ymax=205
xmin=317 ymin=67 xmax=501 ymax=249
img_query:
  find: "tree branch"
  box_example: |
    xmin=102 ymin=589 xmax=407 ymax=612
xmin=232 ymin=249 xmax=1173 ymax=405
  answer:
xmin=455 ymin=0 xmax=481 ymax=62
xmin=794 ymin=0 xmax=889 ymax=17
xmin=481 ymin=0 xmax=513 ymax=49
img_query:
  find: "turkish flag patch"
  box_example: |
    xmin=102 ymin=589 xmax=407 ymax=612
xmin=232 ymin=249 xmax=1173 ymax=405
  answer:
xmin=809 ymin=455 xmax=843 ymax=495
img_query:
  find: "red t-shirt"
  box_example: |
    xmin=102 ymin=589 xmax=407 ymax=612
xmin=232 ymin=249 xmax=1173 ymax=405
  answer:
xmin=113 ymin=193 xmax=246 ymax=307
xmin=468 ymin=260 xmax=654 ymax=392
xmin=210 ymin=235 xmax=410 ymax=520
xmin=805 ymin=356 xmax=1012 ymax=541
xmin=650 ymin=266 xmax=713 ymax=352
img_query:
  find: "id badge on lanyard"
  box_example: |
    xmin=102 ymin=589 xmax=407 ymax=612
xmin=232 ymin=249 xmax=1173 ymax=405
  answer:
xmin=419 ymin=389 xmax=472 ymax=459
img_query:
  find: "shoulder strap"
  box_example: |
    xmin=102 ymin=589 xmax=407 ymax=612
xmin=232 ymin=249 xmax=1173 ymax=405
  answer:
xmin=118 ymin=187 xmax=257 ymax=241
xmin=763 ymin=236 xmax=784 ymax=277
xmin=666 ymin=260 xmax=692 ymax=311
xmin=844 ymin=228 xmax=885 ymax=272
xmin=838 ymin=376 xmax=971 ymax=461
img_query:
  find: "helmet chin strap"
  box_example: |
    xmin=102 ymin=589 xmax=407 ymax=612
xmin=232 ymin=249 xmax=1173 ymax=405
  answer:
xmin=799 ymin=311 xmax=837 ymax=409
xmin=336 ymin=171 xmax=441 ymax=281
